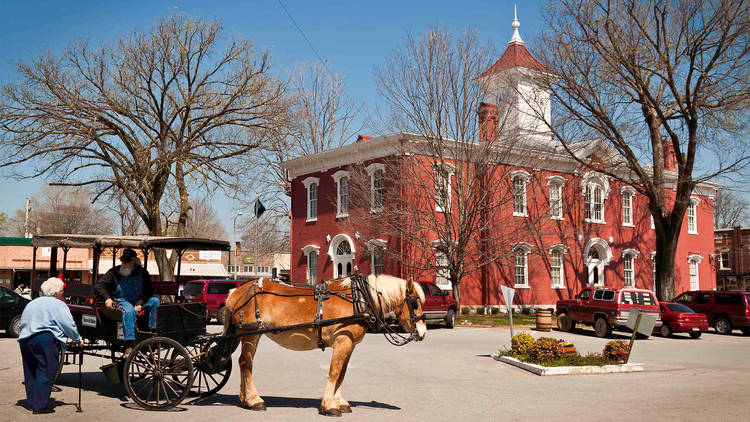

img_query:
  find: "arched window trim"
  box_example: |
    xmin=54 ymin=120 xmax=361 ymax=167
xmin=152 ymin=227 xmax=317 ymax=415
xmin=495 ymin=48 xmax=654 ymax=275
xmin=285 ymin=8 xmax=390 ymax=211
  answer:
xmin=547 ymin=176 xmax=566 ymax=220
xmin=623 ymin=251 xmax=636 ymax=287
xmin=513 ymin=243 xmax=531 ymax=288
xmin=511 ymin=170 xmax=530 ymax=217
xmin=301 ymin=245 xmax=320 ymax=284
xmin=332 ymin=170 xmax=350 ymax=218
xmin=581 ymin=172 xmax=609 ymax=224
xmin=688 ymin=254 xmax=702 ymax=290
xmin=366 ymin=239 xmax=387 ymax=276
xmin=327 ymin=234 xmax=356 ymax=262
xmin=366 ymin=163 xmax=386 ymax=213
xmin=621 ymin=186 xmax=636 ymax=227
xmin=433 ymin=163 xmax=455 ymax=213
xmin=548 ymin=244 xmax=567 ymax=289
xmin=687 ymin=197 xmax=699 ymax=234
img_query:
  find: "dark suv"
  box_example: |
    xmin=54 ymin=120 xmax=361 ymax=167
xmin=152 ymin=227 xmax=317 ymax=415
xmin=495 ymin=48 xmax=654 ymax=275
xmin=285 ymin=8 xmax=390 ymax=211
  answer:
xmin=0 ymin=286 xmax=30 ymax=337
xmin=673 ymin=290 xmax=750 ymax=335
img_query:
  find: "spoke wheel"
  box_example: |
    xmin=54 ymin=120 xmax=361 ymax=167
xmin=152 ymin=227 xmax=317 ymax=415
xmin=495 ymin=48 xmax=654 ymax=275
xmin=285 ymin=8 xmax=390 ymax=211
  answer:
xmin=54 ymin=348 xmax=67 ymax=383
xmin=178 ymin=341 xmax=232 ymax=398
xmin=124 ymin=337 xmax=194 ymax=411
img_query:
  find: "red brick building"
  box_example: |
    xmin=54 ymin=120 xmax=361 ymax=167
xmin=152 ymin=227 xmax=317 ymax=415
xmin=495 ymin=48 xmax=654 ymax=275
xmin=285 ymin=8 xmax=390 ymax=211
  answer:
xmin=715 ymin=226 xmax=750 ymax=291
xmin=281 ymin=19 xmax=718 ymax=307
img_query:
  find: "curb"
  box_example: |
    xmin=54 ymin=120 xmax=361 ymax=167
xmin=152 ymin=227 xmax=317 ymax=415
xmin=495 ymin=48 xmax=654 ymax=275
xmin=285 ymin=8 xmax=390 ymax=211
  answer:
xmin=492 ymin=354 xmax=644 ymax=376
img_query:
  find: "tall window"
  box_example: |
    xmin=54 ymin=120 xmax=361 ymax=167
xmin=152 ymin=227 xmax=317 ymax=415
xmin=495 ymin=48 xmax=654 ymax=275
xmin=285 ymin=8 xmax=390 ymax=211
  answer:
xmin=514 ymin=247 xmax=529 ymax=287
xmin=372 ymin=169 xmax=384 ymax=210
xmin=719 ymin=251 xmax=730 ymax=270
xmin=333 ymin=170 xmax=350 ymax=218
xmin=434 ymin=164 xmax=454 ymax=213
xmin=687 ymin=198 xmax=698 ymax=233
xmin=372 ymin=246 xmax=385 ymax=276
xmin=689 ymin=258 xmax=700 ymax=290
xmin=584 ymin=183 xmax=604 ymax=222
xmin=307 ymin=251 xmax=318 ymax=284
xmin=550 ymin=248 xmax=565 ymax=288
xmin=547 ymin=176 xmax=565 ymax=220
xmin=512 ymin=176 xmax=527 ymax=216
xmin=623 ymin=253 xmax=634 ymax=287
xmin=621 ymin=188 xmax=634 ymax=226
xmin=303 ymin=177 xmax=319 ymax=221
xmin=435 ymin=250 xmax=450 ymax=288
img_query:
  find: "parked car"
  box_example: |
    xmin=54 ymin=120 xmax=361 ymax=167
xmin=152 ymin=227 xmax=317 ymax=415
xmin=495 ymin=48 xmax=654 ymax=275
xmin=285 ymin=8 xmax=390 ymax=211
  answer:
xmin=0 ymin=286 xmax=30 ymax=337
xmin=658 ymin=302 xmax=708 ymax=338
xmin=555 ymin=286 xmax=662 ymax=338
xmin=417 ymin=282 xmax=458 ymax=328
xmin=182 ymin=279 xmax=246 ymax=324
xmin=673 ymin=290 xmax=750 ymax=335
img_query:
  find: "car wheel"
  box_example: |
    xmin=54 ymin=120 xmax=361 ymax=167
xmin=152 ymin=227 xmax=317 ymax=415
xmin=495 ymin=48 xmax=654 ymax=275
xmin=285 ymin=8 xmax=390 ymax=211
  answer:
xmin=714 ymin=317 xmax=732 ymax=335
xmin=660 ymin=324 xmax=672 ymax=338
xmin=689 ymin=331 xmax=702 ymax=339
xmin=557 ymin=313 xmax=575 ymax=332
xmin=444 ymin=309 xmax=455 ymax=329
xmin=8 ymin=315 xmax=22 ymax=338
xmin=594 ymin=317 xmax=612 ymax=338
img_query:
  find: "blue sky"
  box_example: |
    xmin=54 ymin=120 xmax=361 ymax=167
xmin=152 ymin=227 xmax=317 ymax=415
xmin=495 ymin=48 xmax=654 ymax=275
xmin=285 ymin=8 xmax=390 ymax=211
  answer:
xmin=0 ymin=0 xmax=546 ymax=234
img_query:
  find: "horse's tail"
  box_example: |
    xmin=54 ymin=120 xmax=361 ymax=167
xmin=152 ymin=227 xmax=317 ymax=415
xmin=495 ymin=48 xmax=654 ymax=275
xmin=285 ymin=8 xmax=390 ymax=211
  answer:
xmin=221 ymin=288 xmax=241 ymax=355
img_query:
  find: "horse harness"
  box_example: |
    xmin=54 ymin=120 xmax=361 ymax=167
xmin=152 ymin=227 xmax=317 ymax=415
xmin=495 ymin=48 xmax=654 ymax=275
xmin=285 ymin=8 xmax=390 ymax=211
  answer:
xmin=228 ymin=273 xmax=424 ymax=349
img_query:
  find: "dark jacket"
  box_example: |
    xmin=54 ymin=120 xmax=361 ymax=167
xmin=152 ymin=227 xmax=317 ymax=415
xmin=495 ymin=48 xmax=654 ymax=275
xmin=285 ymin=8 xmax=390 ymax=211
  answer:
xmin=95 ymin=265 xmax=153 ymax=303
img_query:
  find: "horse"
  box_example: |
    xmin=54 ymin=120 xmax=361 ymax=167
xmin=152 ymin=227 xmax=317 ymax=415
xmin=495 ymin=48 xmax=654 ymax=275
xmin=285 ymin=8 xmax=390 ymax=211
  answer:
xmin=221 ymin=274 xmax=427 ymax=416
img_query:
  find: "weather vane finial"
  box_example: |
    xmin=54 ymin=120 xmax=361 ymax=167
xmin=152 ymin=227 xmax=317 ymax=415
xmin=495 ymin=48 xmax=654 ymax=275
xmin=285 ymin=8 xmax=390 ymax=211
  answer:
xmin=509 ymin=4 xmax=524 ymax=45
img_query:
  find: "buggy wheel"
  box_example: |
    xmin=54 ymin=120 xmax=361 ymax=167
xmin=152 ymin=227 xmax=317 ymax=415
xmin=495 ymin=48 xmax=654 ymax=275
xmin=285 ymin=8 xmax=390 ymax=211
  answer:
xmin=179 ymin=342 xmax=232 ymax=398
xmin=124 ymin=337 xmax=194 ymax=410
xmin=54 ymin=347 xmax=67 ymax=383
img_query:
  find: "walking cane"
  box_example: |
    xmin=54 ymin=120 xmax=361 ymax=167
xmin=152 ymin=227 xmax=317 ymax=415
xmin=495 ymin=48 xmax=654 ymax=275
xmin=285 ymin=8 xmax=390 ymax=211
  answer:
xmin=76 ymin=346 xmax=83 ymax=413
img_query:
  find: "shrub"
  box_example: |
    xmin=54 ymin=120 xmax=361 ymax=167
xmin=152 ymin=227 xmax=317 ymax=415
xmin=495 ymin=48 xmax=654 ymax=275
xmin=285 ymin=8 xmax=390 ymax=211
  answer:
xmin=476 ymin=307 xmax=486 ymax=315
xmin=603 ymin=340 xmax=630 ymax=362
xmin=490 ymin=307 xmax=499 ymax=315
xmin=528 ymin=337 xmax=564 ymax=363
xmin=510 ymin=332 xmax=535 ymax=355
xmin=461 ymin=306 xmax=471 ymax=315
xmin=521 ymin=307 xmax=531 ymax=315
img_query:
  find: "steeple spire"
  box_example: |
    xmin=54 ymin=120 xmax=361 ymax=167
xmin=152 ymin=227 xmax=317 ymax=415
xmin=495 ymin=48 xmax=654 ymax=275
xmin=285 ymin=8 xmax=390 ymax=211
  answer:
xmin=509 ymin=4 xmax=524 ymax=45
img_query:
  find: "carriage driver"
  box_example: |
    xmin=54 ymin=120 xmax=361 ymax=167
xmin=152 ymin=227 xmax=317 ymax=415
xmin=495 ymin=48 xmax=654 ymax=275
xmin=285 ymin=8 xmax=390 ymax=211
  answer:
xmin=96 ymin=248 xmax=160 ymax=351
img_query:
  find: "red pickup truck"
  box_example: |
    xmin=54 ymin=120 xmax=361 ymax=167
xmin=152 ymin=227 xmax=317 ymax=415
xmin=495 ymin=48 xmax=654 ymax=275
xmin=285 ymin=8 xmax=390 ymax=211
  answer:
xmin=555 ymin=287 xmax=662 ymax=338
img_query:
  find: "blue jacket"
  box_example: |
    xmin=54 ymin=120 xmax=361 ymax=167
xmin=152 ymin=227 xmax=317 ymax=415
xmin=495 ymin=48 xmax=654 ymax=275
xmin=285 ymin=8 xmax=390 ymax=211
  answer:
xmin=18 ymin=296 xmax=81 ymax=345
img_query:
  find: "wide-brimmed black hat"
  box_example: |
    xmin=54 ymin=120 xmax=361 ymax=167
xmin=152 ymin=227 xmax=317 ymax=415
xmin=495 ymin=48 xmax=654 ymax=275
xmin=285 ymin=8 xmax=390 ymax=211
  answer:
xmin=119 ymin=248 xmax=138 ymax=262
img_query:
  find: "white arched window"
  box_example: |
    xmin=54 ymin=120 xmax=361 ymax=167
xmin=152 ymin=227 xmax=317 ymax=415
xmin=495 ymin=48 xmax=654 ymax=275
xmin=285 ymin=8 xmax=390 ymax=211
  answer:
xmin=513 ymin=243 xmax=532 ymax=288
xmin=548 ymin=244 xmax=568 ymax=288
xmin=582 ymin=173 xmax=609 ymax=224
xmin=302 ymin=177 xmax=320 ymax=222
xmin=302 ymin=245 xmax=320 ymax=284
xmin=688 ymin=254 xmax=702 ymax=290
xmin=366 ymin=163 xmax=385 ymax=212
xmin=547 ymin=176 xmax=566 ymax=220
xmin=623 ymin=252 xmax=636 ymax=287
xmin=687 ymin=197 xmax=699 ymax=234
xmin=332 ymin=170 xmax=350 ymax=218
xmin=621 ymin=186 xmax=635 ymax=227
xmin=366 ymin=239 xmax=387 ymax=276
xmin=511 ymin=171 xmax=530 ymax=217
xmin=434 ymin=163 xmax=455 ymax=213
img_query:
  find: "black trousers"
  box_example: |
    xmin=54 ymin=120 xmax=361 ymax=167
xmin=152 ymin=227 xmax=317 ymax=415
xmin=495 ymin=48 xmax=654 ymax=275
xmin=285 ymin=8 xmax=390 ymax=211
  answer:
xmin=19 ymin=331 xmax=60 ymax=410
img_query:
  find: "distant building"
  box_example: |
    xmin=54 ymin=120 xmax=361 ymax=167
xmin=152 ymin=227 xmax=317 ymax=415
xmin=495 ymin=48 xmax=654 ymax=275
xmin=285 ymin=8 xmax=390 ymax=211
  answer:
xmin=715 ymin=226 xmax=750 ymax=291
xmin=225 ymin=250 xmax=291 ymax=281
xmin=0 ymin=237 xmax=92 ymax=288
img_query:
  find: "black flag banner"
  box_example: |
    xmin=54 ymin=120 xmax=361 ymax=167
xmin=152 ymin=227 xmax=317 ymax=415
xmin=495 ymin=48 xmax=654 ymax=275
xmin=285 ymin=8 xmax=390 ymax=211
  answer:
xmin=254 ymin=199 xmax=266 ymax=218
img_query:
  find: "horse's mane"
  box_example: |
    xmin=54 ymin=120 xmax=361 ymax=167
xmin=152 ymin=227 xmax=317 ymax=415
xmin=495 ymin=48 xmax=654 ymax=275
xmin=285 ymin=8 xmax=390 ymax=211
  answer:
xmin=340 ymin=274 xmax=425 ymax=313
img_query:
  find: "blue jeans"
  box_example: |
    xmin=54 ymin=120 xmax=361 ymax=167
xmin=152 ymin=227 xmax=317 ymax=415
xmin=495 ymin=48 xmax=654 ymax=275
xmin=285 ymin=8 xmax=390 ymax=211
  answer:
xmin=116 ymin=296 xmax=160 ymax=341
xmin=19 ymin=331 xmax=60 ymax=410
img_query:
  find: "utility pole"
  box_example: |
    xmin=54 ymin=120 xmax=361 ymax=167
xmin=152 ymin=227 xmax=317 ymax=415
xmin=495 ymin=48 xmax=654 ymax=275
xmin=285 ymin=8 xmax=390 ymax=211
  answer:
xmin=24 ymin=198 xmax=31 ymax=238
xmin=232 ymin=211 xmax=243 ymax=278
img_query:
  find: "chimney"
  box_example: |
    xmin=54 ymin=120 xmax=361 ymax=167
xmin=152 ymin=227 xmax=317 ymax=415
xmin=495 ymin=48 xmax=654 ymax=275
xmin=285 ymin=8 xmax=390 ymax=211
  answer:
xmin=478 ymin=102 xmax=499 ymax=143
xmin=662 ymin=140 xmax=677 ymax=172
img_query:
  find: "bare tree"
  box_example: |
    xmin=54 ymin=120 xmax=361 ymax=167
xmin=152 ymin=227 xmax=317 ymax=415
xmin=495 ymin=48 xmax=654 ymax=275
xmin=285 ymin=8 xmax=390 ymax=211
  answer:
xmin=0 ymin=212 xmax=8 ymax=235
xmin=348 ymin=27 xmax=546 ymax=308
xmin=240 ymin=215 xmax=290 ymax=255
xmin=532 ymin=0 xmax=750 ymax=300
xmin=0 ymin=16 xmax=286 ymax=279
xmin=714 ymin=189 xmax=750 ymax=229
xmin=183 ymin=198 xmax=227 ymax=239
xmin=7 ymin=186 xmax=114 ymax=235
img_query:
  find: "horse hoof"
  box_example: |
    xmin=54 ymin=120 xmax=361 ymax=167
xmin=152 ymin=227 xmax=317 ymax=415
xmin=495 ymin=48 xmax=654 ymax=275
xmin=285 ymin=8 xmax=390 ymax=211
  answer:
xmin=251 ymin=403 xmax=267 ymax=411
xmin=339 ymin=405 xmax=352 ymax=413
xmin=319 ymin=407 xmax=342 ymax=417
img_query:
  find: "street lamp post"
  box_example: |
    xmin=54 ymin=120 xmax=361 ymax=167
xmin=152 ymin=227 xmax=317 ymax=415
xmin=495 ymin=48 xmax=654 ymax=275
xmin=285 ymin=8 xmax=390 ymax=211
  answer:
xmin=232 ymin=211 xmax=243 ymax=278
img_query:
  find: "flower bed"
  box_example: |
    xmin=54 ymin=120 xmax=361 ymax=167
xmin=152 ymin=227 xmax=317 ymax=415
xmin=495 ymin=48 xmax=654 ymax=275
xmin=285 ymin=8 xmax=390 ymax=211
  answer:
xmin=494 ymin=334 xmax=642 ymax=375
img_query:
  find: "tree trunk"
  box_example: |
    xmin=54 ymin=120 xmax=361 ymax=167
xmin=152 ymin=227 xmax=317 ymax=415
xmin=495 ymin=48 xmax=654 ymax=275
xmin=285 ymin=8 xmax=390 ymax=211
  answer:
xmin=654 ymin=219 xmax=681 ymax=301
xmin=451 ymin=279 xmax=461 ymax=310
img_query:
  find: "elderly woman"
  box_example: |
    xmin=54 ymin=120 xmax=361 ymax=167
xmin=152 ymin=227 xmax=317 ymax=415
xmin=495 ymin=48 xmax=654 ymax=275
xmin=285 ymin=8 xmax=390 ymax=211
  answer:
xmin=18 ymin=277 xmax=81 ymax=414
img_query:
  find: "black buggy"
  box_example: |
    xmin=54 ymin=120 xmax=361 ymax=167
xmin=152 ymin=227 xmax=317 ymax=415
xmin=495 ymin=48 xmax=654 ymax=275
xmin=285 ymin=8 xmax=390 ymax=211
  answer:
xmin=31 ymin=234 xmax=235 ymax=410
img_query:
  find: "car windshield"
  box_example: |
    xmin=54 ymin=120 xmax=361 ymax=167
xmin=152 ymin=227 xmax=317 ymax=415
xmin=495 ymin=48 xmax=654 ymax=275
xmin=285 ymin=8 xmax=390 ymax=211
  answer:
xmin=666 ymin=303 xmax=694 ymax=313
xmin=183 ymin=282 xmax=204 ymax=295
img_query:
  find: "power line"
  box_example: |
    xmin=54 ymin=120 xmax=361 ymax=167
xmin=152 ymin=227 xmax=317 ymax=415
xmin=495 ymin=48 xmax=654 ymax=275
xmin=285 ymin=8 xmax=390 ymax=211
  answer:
xmin=276 ymin=0 xmax=334 ymax=76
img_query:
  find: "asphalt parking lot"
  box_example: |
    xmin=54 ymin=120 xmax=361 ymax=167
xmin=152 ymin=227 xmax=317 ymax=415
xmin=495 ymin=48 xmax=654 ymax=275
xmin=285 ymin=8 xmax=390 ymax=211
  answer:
xmin=1 ymin=324 xmax=748 ymax=422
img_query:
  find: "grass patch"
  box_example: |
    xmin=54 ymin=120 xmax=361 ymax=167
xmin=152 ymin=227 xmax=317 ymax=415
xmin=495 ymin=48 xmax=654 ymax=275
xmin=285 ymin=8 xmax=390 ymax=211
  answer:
xmin=458 ymin=314 xmax=540 ymax=327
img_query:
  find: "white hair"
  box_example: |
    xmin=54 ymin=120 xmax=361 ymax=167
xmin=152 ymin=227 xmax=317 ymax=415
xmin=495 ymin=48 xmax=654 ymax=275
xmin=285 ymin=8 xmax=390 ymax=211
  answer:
xmin=40 ymin=277 xmax=65 ymax=297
